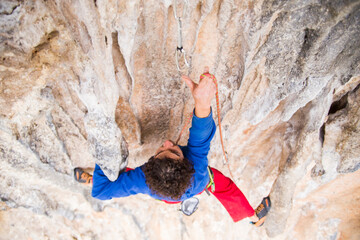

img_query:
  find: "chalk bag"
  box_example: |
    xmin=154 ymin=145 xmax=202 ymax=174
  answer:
xmin=180 ymin=197 xmax=199 ymax=216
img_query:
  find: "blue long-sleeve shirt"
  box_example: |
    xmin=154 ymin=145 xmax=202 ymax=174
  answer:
xmin=91 ymin=109 xmax=216 ymax=202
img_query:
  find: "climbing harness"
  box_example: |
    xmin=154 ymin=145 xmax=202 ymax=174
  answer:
xmin=205 ymin=167 xmax=215 ymax=194
xmin=173 ymin=0 xmax=190 ymax=72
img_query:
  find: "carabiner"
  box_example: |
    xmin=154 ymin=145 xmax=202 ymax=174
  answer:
xmin=173 ymin=0 xmax=187 ymax=20
xmin=174 ymin=0 xmax=190 ymax=72
xmin=175 ymin=48 xmax=190 ymax=72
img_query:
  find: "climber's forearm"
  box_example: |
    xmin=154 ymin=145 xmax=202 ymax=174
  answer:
xmin=91 ymin=164 xmax=148 ymax=200
xmin=194 ymin=104 xmax=211 ymax=118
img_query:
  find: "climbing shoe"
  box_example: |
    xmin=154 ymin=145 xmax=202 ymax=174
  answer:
xmin=251 ymin=196 xmax=271 ymax=227
xmin=74 ymin=168 xmax=93 ymax=185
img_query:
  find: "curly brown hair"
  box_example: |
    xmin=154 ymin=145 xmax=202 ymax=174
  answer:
xmin=142 ymin=156 xmax=195 ymax=200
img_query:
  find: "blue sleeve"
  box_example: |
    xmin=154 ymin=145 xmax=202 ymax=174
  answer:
xmin=91 ymin=164 xmax=149 ymax=200
xmin=184 ymin=108 xmax=216 ymax=167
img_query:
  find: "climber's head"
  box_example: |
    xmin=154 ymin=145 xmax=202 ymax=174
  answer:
xmin=153 ymin=140 xmax=183 ymax=160
xmin=142 ymin=140 xmax=194 ymax=200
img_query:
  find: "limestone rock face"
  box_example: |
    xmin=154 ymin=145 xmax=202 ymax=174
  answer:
xmin=0 ymin=0 xmax=359 ymax=239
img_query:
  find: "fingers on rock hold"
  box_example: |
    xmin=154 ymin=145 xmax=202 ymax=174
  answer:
xmin=182 ymin=75 xmax=195 ymax=90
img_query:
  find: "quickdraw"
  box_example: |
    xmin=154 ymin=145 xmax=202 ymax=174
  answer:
xmin=173 ymin=0 xmax=190 ymax=72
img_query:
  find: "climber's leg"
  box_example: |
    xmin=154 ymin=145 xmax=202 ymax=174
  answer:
xmin=208 ymin=168 xmax=255 ymax=222
xmin=74 ymin=167 xmax=134 ymax=185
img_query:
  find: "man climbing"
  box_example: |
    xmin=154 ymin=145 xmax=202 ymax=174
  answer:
xmin=74 ymin=67 xmax=271 ymax=226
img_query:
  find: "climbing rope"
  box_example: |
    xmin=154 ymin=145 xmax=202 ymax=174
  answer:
xmin=175 ymin=73 xmax=235 ymax=180
xmin=173 ymin=0 xmax=190 ymax=72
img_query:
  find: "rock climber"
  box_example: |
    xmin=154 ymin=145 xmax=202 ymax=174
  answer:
xmin=74 ymin=67 xmax=271 ymax=226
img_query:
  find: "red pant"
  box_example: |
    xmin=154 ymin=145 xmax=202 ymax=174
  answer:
xmin=126 ymin=167 xmax=254 ymax=222
xmin=208 ymin=167 xmax=254 ymax=222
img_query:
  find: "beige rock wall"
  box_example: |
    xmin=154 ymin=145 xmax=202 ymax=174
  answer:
xmin=0 ymin=0 xmax=359 ymax=239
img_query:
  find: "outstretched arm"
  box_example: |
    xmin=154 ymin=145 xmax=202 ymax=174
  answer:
xmin=181 ymin=67 xmax=217 ymax=163
xmin=92 ymin=164 xmax=148 ymax=200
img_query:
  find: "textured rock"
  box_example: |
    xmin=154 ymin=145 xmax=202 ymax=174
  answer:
xmin=331 ymin=87 xmax=360 ymax=173
xmin=0 ymin=0 xmax=359 ymax=239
